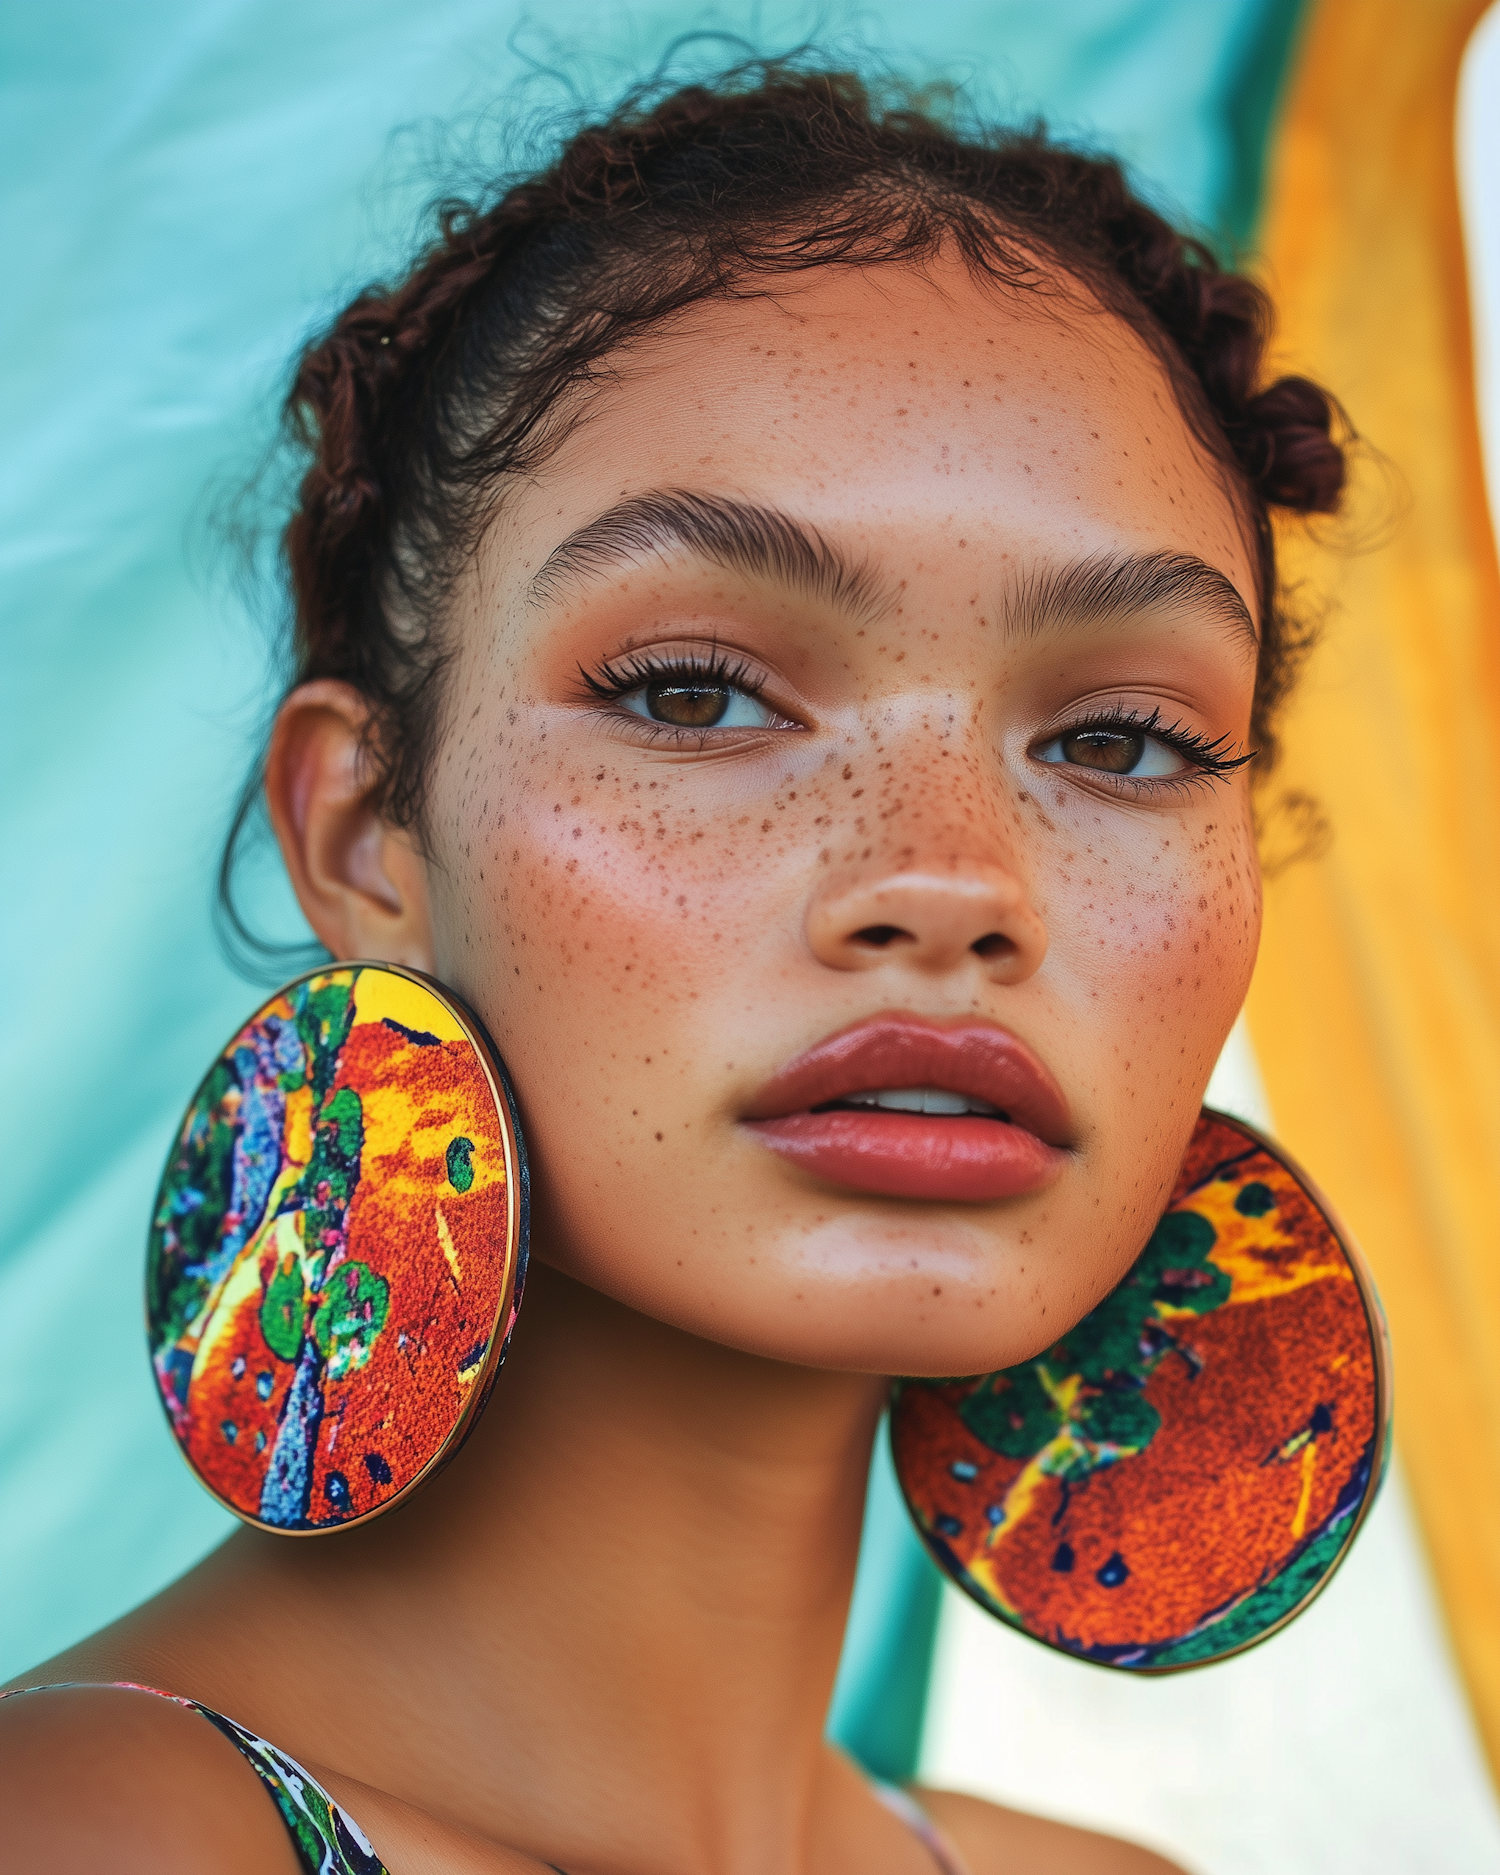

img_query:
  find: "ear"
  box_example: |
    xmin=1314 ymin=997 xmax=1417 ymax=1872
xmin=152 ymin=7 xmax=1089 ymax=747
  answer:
xmin=265 ymin=680 xmax=435 ymax=970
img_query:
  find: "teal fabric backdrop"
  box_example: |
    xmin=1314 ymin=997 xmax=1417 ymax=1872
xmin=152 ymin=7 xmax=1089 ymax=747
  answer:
xmin=0 ymin=0 xmax=1302 ymax=1777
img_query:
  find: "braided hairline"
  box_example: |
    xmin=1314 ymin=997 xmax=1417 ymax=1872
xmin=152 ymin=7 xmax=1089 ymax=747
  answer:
xmin=278 ymin=67 xmax=1345 ymax=837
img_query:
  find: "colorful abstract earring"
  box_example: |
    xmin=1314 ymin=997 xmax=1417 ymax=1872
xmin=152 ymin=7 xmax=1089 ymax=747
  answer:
xmin=891 ymin=1108 xmax=1392 ymax=1671
xmin=146 ymin=962 xmax=527 ymax=1534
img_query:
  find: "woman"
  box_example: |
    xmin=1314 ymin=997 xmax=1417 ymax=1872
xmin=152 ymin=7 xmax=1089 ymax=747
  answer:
xmin=1 ymin=65 xmax=1346 ymax=1874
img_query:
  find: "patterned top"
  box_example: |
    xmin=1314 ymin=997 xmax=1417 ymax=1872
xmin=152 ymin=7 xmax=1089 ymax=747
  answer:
xmin=3 ymin=1682 xmax=969 ymax=1874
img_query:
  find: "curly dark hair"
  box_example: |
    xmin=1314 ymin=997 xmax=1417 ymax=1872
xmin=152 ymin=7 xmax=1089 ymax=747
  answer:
xmin=237 ymin=61 xmax=1346 ymax=910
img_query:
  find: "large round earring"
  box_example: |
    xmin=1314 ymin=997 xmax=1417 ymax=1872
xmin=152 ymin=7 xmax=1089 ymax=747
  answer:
xmin=890 ymin=1108 xmax=1392 ymax=1671
xmin=146 ymin=962 xmax=528 ymax=1534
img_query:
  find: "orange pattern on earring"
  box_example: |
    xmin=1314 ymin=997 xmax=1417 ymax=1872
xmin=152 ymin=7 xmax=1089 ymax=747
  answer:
xmin=891 ymin=1111 xmax=1388 ymax=1670
xmin=147 ymin=965 xmax=522 ymax=1532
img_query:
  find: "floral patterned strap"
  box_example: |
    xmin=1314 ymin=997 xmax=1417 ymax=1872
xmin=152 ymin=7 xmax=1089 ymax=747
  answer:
xmin=0 ymin=1682 xmax=388 ymax=1874
xmin=5 ymin=1683 xmax=965 ymax=1874
xmin=873 ymin=1780 xmax=975 ymax=1875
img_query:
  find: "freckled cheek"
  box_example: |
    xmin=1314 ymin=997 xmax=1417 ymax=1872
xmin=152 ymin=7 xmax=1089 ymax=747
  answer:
xmin=1037 ymin=837 xmax=1261 ymax=1253
xmin=484 ymin=801 xmax=771 ymax=1000
xmin=1052 ymin=833 xmax=1260 ymax=1054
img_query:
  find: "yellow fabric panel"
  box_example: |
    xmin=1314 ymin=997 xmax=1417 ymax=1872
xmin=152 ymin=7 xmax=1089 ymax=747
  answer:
xmin=1247 ymin=0 xmax=1500 ymax=1779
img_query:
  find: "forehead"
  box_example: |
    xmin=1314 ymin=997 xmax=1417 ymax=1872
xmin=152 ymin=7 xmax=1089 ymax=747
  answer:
xmin=503 ymin=257 xmax=1256 ymax=616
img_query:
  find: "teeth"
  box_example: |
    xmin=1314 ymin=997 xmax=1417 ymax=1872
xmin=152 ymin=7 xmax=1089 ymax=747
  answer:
xmin=843 ymin=1086 xmax=1003 ymax=1117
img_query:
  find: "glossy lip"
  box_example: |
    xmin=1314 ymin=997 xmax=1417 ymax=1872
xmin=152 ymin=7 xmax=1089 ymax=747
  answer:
xmin=741 ymin=1015 xmax=1074 ymax=1203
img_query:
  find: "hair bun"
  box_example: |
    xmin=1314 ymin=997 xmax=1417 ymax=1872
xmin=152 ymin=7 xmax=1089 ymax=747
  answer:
xmin=1237 ymin=375 xmax=1346 ymax=514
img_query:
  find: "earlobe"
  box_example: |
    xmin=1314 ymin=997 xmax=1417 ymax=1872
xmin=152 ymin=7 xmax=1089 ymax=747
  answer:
xmin=265 ymin=679 xmax=435 ymax=969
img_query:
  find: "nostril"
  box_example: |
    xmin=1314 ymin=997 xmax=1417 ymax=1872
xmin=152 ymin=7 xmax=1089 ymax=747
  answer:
xmin=852 ymin=924 xmax=913 ymax=949
xmin=971 ymin=932 xmax=1016 ymax=960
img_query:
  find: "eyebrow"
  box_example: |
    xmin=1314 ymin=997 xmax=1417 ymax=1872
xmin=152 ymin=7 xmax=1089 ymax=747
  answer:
xmin=1003 ymin=551 xmax=1258 ymax=652
xmin=528 ymin=488 xmax=889 ymax=620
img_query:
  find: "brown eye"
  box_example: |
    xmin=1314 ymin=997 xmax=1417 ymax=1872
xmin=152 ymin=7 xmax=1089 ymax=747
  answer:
xmin=618 ymin=673 xmax=780 ymax=731
xmin=1059 ymin=729 xmax=1144 ymax=773
xmin=1034 ymin=722 xmax=1187 ymax=781
xmin=645 ymin=682 xmax=730 ymax=727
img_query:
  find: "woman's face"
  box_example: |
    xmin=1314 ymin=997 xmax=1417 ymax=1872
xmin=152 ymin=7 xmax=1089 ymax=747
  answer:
xmin=419 ymin=259 xmax=1262 ymax=1376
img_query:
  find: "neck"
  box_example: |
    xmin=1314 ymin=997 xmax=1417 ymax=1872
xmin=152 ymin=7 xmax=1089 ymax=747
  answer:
xmin=132 ymin=1262 xmax=890 ymax=1872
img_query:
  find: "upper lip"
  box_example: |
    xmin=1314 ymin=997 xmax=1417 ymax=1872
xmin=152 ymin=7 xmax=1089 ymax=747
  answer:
xmin=743 ymin=1015 xmax=1074 ymax=1148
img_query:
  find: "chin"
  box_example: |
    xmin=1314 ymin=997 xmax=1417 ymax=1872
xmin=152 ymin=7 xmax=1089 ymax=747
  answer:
xmin=717 ymin=1292 xmax=1081 ymax=1382
xmin=611 ymin=1203 xmax=1134 ymax=1380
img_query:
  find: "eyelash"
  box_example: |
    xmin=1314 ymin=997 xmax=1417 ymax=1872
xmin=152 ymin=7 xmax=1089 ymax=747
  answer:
xmin=1047 ymin=705 xmax=1255 ymax=791
xmin=579 ymin=648 xmax=778 ymax=730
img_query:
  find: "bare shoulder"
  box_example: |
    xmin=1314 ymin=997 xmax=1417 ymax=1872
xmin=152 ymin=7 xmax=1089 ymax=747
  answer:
xmin=0 ymin=1682 xmax=303 ymax=1875
xmin=914 ymin=1785 xmax=1192 ymax=1875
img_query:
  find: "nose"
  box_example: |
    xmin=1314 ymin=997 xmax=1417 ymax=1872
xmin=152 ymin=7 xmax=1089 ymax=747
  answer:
xmin=806 ymin=862 xmax=1048 ymax=984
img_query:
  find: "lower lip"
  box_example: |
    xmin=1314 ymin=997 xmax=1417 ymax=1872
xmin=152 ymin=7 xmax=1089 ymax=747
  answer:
xmin=743 ymin=1111 xmax=1067 ymax=1202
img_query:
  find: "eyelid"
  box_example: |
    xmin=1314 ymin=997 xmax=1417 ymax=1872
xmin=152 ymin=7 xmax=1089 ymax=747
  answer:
xmin=578 ymin=640 xmax=806 ymax=728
